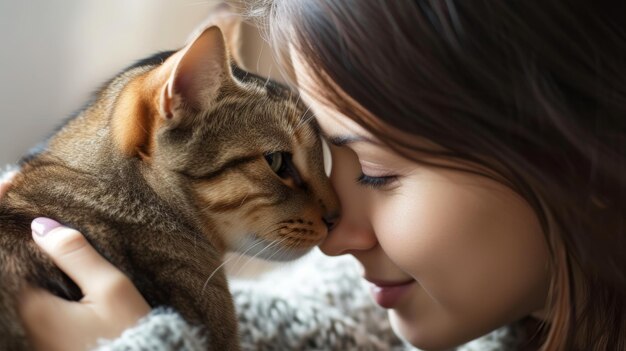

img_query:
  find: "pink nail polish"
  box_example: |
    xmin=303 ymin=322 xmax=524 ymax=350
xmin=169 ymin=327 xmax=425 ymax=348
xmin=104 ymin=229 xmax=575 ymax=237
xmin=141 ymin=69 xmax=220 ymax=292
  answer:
xmin=32 ymin=218 xmax=62 ymax=236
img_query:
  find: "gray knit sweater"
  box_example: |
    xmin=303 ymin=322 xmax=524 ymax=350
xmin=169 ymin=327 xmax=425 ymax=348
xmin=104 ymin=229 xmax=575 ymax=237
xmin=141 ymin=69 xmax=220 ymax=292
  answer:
xmin=95 ymin=251 xmax=524 ymax=351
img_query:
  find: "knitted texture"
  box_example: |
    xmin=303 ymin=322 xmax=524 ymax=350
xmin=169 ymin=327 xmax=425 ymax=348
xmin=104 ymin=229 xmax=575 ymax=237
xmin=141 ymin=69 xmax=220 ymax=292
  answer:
xmin=95 ymin=308 xmax=208 ymax=351
xmin=231 ymin=250 xmax=405 ymax=350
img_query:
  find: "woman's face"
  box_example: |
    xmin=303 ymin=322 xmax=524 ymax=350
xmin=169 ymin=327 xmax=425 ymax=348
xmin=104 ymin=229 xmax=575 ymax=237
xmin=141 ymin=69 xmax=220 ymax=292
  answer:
xmin=292 ymin=54 xmax=551 ymax=349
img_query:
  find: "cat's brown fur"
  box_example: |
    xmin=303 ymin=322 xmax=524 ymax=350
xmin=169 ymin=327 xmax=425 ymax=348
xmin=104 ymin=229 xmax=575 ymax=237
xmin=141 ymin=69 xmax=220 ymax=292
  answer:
xmin=0 ymin=25 xmax=339 ymax=350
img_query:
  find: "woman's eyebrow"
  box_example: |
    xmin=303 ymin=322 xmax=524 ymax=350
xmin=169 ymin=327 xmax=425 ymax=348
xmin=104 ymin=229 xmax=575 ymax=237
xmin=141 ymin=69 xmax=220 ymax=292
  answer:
xmin=321 ymin=131 xmax=375 ymax=146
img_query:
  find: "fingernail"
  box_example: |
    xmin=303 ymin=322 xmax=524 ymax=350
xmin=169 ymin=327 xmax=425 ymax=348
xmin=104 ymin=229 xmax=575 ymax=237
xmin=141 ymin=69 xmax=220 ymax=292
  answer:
xmin=32 ymin=217 xmax=62 ymax=236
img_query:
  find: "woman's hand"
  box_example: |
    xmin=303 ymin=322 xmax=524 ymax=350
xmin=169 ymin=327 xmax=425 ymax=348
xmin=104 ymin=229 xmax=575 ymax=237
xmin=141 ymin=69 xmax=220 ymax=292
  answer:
xmin=18 ymin=219 xmax=151 ymax=351
xmin=1 ymin=174 xmax=150 ymax=350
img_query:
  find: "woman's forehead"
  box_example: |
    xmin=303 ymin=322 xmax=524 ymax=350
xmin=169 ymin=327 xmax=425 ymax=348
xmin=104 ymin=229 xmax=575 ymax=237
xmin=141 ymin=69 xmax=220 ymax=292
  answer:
xmin=289 ymin=45 xmax=376 ymax=142
xmin=300 ymin=89 xmax=376 ymax=145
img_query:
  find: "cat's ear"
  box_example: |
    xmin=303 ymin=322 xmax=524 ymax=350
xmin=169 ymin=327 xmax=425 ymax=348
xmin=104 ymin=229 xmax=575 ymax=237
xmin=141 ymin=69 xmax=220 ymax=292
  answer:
xmin=159 ymin=25 xmax=230 ymax=125
xmin=199 ymin=3 xmax=245 ymax=69
xmin=111 ymin=26 xmax=231 ymax=159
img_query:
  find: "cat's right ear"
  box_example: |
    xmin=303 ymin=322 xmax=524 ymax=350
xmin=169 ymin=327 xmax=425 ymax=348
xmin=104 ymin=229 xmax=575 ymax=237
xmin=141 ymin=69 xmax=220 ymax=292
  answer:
xmin=111 ymin=26 xmax=232 ymax=160
xmin=158 ymin=25 xmax=231 ymax=127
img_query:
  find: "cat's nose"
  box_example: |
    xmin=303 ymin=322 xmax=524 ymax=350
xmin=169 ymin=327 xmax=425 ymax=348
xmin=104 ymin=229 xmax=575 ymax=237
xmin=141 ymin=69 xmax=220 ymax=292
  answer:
xmin=322 ymin=212 xmax=340 ymax=231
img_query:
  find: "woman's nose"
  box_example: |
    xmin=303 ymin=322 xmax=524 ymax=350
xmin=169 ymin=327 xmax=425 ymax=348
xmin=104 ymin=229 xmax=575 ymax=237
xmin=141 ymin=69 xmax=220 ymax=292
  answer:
xmin=318 ymin=218 xmax=377 ymax=256
xmin=318 ymin=145 xmax=377 ymax=256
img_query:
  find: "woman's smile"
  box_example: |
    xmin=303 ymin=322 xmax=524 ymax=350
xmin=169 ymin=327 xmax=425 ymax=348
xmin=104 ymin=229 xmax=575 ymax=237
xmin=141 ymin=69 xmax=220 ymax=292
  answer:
xmin=365 ymin=277 xmax=416 ymax=308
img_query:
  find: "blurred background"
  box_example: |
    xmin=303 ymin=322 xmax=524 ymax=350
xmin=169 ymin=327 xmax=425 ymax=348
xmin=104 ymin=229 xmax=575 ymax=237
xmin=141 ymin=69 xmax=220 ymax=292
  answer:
xmin=0 ymin=0 xmax=277 ymax=167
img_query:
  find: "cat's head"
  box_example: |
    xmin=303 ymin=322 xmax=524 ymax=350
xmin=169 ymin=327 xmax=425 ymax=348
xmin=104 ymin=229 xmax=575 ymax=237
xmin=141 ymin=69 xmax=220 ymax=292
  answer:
xmin=110 ymin=26 xmax=339 ymax=260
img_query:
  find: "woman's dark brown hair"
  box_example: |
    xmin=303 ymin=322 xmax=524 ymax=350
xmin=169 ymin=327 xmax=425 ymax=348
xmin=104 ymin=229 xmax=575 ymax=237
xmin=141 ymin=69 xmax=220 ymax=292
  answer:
xmin=251 ymin=0 xmax=626 ymax=350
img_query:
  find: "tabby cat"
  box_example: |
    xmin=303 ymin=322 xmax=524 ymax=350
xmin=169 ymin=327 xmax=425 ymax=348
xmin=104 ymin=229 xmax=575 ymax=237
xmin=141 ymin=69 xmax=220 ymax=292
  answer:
xmin=0 ymin=25 xmax=339 ymax=350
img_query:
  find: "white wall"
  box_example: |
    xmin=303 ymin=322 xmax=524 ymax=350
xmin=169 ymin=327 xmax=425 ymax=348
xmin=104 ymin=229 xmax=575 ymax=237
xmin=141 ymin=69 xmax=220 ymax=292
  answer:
xmin=0 ymin=0 xmax=227 ymax=166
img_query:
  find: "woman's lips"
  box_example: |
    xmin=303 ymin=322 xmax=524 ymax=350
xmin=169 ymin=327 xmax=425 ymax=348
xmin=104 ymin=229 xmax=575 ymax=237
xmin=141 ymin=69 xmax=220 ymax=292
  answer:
xmin=366 ymin=278 xmax=415 ymax=309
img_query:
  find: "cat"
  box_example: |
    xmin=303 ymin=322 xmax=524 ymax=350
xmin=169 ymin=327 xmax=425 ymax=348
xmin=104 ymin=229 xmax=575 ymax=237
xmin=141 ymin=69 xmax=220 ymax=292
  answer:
xmin=0 ymin=24 xmax=339 ymax=351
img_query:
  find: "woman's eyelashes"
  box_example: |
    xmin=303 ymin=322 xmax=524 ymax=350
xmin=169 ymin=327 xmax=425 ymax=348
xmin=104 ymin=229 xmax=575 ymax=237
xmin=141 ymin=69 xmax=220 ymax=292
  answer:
xmin=356 ymin=173 xmax=398 ymax=189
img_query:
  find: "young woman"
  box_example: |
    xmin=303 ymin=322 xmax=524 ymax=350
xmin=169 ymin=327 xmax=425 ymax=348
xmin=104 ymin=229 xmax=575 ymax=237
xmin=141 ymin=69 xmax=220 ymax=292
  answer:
xmin=5 ymin=1 xmax=625 ymax=350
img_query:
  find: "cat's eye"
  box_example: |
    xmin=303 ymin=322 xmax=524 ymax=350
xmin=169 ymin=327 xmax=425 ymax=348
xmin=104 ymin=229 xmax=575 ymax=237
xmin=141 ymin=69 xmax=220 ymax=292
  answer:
xmin=265 ymin=152 xmax=302 ymax=185
xmin=264 ymin=152 xmax=284 ymax=173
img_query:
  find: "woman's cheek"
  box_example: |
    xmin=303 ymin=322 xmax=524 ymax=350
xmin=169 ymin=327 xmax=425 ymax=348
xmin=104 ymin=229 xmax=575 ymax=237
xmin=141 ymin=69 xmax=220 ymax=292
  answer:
xmin=369 ymin=179 xmax=439 ymax=278
xmin=369 ymin=173 xmax=482 ymax=308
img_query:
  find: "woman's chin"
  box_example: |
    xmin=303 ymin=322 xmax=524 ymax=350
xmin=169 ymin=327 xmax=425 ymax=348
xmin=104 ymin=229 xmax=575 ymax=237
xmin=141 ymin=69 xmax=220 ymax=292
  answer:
xmin=388 ymin=310 xmax=457 ymax=351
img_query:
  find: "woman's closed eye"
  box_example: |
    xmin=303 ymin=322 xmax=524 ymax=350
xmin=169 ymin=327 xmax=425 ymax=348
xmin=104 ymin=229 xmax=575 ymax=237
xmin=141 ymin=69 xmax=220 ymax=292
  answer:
xmin=350 ymin=149 xmax=402 ymax=190
xmin=356 ymin=173 xmax=398 ymax=189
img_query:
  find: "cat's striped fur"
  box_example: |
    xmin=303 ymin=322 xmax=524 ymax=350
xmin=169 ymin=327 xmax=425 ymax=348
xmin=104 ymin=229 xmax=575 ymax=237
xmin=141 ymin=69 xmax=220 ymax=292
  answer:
xmin=0 ymin=26 xmax=339 ymax=350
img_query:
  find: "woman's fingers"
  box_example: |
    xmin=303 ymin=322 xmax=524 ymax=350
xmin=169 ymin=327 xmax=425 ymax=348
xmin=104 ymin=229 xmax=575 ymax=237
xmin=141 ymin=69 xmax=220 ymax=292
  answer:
xmin=30 ymin=218 xmax=130 ymax=300
xmin=20 ymin=219 xmax=151 ymax=350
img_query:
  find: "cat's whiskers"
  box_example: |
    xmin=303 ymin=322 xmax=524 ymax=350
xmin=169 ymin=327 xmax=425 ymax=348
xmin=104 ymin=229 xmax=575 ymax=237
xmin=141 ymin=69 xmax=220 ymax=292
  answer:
xmin=232 ymin=235 xmax=289 ymax=277
xmin=230 ymin=235 xmax=273 ymax=269
xmin=200 ymin=250 xmax=241 ymax=294
xmin=200 ymin=226 xmax=277 ymax=294
xmin=232 ymin=223 xmax=290 ymax=273
xmin=255 ymin=41 xmax=265 ymax=76
xmin=287 ymin=90 xmax=306 ymax=131
xmin=259 ymin=231 xmax=310 ymax=264
xmin=263 ymin=238 xmax=290 ymax=262
xmin=292 ymin=104 xmax=314 ymax=134
xmin=292 ymin=90 xmax=302 ymax=114
xmin=233 ymin=220 xmax=314 ymax=275
xmin=262 ymin=66 xmax=273 ymax=89
xmin=234 ymin=219 xmax=290 ymax=257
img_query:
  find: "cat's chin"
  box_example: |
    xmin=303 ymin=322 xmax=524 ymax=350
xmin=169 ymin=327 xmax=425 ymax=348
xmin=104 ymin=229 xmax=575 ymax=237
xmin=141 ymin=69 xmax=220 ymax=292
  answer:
xmin=233 ymin=235 xmax=315 ymax=262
